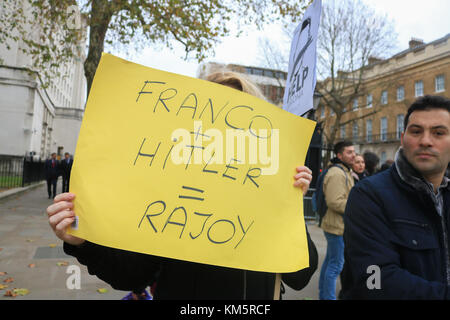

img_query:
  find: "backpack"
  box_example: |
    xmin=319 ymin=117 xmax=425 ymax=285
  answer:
xmin=311 ymin=164 xmax=347 ymax=227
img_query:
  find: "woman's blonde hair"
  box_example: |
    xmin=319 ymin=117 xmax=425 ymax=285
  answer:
xmin=205 ymin=71 xmax=265 ymax=100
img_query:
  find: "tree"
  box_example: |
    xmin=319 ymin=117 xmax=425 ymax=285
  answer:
xmin=1 ymin=0 xmax=310 ymax=95
xmin=316 ymin=0 xmax=397 ymax=166
xmin=256 ymin=0 xmax=397 ymax=167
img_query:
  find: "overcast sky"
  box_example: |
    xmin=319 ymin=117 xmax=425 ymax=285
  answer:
xmin=112 ymin=0 xmax=450 ymax=78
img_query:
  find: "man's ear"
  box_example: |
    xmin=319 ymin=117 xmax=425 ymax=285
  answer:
xmin=400 ymin=131 xmax=405 ymax=147
xmin=336 ymin=153 xmax=343 ymax=161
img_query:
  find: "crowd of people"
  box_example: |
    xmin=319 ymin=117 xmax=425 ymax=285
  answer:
xmin=45 ymin=69 xmax=450 ymax=300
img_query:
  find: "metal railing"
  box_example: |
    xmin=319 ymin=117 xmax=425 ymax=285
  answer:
xmin=303 ymin=188 xmax=318 ymax=222
xmin=0 ymin=156 xmax=45 ymax=189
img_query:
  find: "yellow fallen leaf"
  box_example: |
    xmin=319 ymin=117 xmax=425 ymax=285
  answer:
xmin=56 ymin=262 xmax=68 ymax=267
xmin=97 ymin=288 xmax=108 ymax=294
xmin=0 ymin=271 xmax=7 ymax=276
xmin=13 ymin=288 xmax=29 ymax=296
xmin=26 ymin=239 xmax=34 ymax=243
xmin=0 ymin=284 xmax=8 ymax=290
xmin=28 ymin=263 xmax=36 ymax=268
xmin=3 ymin=277 xmax=13 ymax=283
xmin=4 ymin=290 xmax=16 ymax=297
xmin=48 ymin=244 xmax=57 ymax=248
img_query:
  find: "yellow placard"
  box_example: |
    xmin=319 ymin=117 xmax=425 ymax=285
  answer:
xmin=68 ymin=53 xmax=316 ymax=273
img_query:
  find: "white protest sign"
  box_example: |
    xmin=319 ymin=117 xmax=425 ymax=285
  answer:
xmin=283 ymin=0 xmax=322 ymax=116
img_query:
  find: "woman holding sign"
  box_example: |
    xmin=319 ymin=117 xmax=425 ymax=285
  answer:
xmin=47 ymin=71 xmax=318 ymax=300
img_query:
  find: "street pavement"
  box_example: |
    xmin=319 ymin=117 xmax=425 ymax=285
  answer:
xmin=0 ymin=180 xmax=339 ymax=300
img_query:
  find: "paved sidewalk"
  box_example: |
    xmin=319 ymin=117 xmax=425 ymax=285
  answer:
xmin=0 ymin=180 xmax=339 ymax=300
xmin=0 ymin=180 xmax=126 ymax=300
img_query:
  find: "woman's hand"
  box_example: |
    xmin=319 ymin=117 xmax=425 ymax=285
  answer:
xmin=293 ymin=166 xmax=313 ymax=195
xmin=46 ymin=193 xmax=85 ymax=246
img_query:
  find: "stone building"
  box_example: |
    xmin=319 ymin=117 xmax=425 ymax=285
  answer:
xmin=317 ymin=34 xmax=450 ymax=165
xmin=0 ymin=1 xmax=87 ymax=161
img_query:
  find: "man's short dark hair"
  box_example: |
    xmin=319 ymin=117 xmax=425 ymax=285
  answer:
xmin=404 ymin=95 xmax=450 ymax=129
xmin=334 ymin=140 xmax=353 ymax=155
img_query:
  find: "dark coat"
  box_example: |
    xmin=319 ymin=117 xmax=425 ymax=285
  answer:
xmin=342 ymin=164 xmax=450 ymax=299
xmin=44 ymin=159 xmax=59 ymax=179
xmin=60 ymin=158 xmax=73 ymax=178
xmin=64 ymin=224 xmax=318 ymax=299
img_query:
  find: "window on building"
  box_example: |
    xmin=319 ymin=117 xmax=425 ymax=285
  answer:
xmin=340 ymin=125 xmax=346 ymax=139
xmin=263 ymin=70 xmax=273 ymax=77
xmin=276 ymin=87 xmax=283 ymax=101
xmin=276 ymin=72 xmax=286 ymax=80
xmin=415 ymin=80 xmax=424 ymax=97
xmin=381 ymin=90 xmax=388 ymax=105
xmin=380 ymin=151 xmax=387 ymax=165
xmin=366 ymin=94 xmax=373 ymax=108
xmin=397 ymin=86 xmax=405 ymax=101
xmin=366 ymin=119 xmax=373 ymax=142
xmin=380 ymin=117 xmax=388 ymax=141
xmin=397 ymin=114 xmax=404 ymax=139
xmin=353 ymin=98 xmax=358 ymax=110
xmin=253 ymin=69 xmax=263 ymax=76
xmin=436 ymin=75 xmax=445 ymax=92
xmin=320 ymin=106 xmax=325 ymax=118
xmin=352 ymin=123 xmax=359 ymax=140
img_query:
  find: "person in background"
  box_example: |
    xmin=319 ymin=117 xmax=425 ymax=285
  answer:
xmin=363 ymin=151 xmax=379 ymax=176
xmin=44 ymin=153 xmax=59 ymax=199
xmin=46 ymin=71 xmax=318 ymax=300
xmin=378 ymin=159 xmax=394 ymax=173
xmin=319 ymin=140 xmax=355 ymax=300
xmin=352 ymin=154 xmax=368 ymax=183
xmin=60 ymin=152 xmax=73 ymax=193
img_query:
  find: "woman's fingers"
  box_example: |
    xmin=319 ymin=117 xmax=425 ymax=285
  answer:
xmin=46 ymin=201 xmax=73 ymax=217
xmin=296 ymin=166 xmax=312 ymax=174
xmin=294 ymin=172 xmax=312 ymax=182
xmin=55 ymin=216 xmax=75 ymax=234
xmin=49 ymin=210 xmax=75 ymax=231
xmin=53 ymin=192 xmax=75 ymax=203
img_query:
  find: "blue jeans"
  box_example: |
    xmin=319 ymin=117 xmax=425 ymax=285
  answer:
xmin=319 ymin=231 xmax=345 ymax=300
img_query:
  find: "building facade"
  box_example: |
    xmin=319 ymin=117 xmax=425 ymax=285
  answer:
xmin=0 ymin=1 xmax=87 ymax=161
xmin=317 ymin=34 xmax=450 ymax=165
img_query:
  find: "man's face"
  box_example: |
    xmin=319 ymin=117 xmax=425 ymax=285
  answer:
xmin=337 ymin=146 xmax=356 ymax=167
xmin=51 ymin=154 xmax=56 ymax=159
xmin=65 ymin=154 xmax=70 ymax=159
xmin=401 ymin=109 xmax=450 ymax=179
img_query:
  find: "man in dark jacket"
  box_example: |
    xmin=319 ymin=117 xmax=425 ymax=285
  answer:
xmin=342 ymin=95 xmax=450 ymax=299
xmin=44 ymin=153 xmax=59 ymax=199
xmin=60 ymin=152 xmax=73 ymax=193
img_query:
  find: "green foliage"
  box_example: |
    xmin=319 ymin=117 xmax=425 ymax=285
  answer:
xmin=1 ymin=0 xmax=308 ymax=91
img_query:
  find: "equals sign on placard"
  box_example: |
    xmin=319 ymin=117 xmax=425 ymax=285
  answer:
xmin=178 ymin=185 xmax=205 ymax=201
